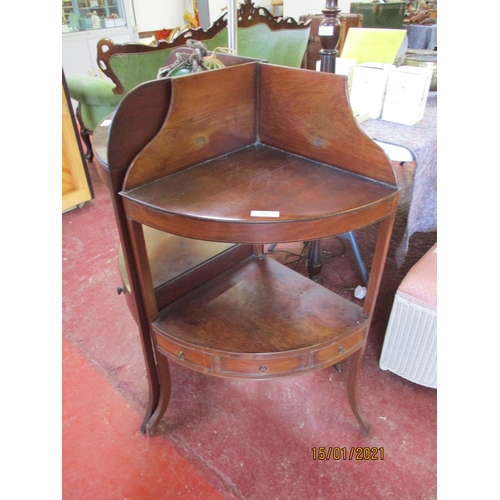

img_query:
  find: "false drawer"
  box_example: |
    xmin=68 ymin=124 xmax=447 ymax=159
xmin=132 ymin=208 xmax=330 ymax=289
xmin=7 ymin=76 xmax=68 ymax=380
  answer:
xmin=155 ymin=334 xmax=214 ymax=372
xmin=311 ymin=329 xmax=365 ymax=367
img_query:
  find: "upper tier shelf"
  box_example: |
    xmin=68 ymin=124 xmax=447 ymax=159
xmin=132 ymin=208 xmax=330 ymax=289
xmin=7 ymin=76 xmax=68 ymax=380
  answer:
xmin=121 ymin=143 xmax=398 ymax=243
xmin=109 ymin=62 xmax=398 ymax=243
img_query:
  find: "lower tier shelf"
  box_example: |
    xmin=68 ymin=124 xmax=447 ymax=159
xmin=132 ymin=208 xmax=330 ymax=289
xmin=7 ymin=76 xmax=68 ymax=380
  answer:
xmin=152 ymin=254 xmax=369 ymax=378
xmin=118 ymin=226 xmax=236 ymax=293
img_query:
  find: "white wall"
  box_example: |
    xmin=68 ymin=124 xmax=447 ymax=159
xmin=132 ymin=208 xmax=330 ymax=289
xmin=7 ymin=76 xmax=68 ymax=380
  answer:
xmin=133 ymin=0 xmax=353 ymax=33
xmin=283 ymin=0 xmax=352 ymax=19
xmin=133 ymin=0 xmax=235 ymax=33
xmin=134 ymin=0 xmax=184 ymax=32
xmin=209 ymin=0 xmax=228 ymax=23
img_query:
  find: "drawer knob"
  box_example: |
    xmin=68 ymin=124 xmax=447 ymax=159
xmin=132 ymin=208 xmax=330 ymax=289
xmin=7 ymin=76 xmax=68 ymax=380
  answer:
xmin=338 ymin=346 xmax=345 ymax=354
xmin=178 ymin=351 xmax=185 ymax=360
xmin=259 ymin=365 xmax=268 ymax=373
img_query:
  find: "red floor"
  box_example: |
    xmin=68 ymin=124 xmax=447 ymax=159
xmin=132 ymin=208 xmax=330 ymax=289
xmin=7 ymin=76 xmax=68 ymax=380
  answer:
xmin=63 ymin=160 xmax=438 ymax=499
xmin=63 ymin=338 xmax=224 ymax=499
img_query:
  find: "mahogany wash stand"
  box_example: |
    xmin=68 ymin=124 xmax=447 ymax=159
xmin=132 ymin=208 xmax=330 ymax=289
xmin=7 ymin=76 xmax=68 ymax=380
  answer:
xmin=93 ymin=61 xmax=399 ymax=436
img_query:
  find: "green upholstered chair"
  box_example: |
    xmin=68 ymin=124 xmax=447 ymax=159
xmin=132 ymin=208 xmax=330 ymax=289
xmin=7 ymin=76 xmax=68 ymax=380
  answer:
xmin=66 ymin=0 xmax=310 ymax=162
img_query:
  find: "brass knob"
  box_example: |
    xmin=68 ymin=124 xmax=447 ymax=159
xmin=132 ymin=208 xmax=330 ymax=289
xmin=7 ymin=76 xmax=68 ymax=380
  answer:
xmin=338 ymin=346 xmax=345 ymax=354
xmin=178 ymin=351 xmax=185 ymax=360
xmin=259 ymin=365 xmax=268 ymax=372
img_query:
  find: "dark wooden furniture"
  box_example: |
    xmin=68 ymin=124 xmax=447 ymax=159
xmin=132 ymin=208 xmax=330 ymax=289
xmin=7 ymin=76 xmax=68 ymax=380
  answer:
xmin=93 ymin=61 xmax=399 ymax=437
xmin=300 ymin=12 xmax=363 ymax=70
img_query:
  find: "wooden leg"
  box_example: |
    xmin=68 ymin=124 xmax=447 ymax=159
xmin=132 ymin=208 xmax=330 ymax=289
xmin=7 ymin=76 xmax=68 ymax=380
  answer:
xmin=144 ymin=351 xmax=172 ymax=436
xmin=126 ymin=219 xmax=163 ymax=434
xmin=80 ymin=127 xmax=94 ymax=163
xmin=342 ymin=214 xmax=396 ymax=436
xmin=138 ymin=318 xmax=161 ymax=435
xmin=307 ymin=239 xmax=323 ymax=281
xmin=347 ymin=347 xmax=370 ymax=436
xmin=362 ymin=214 xmax=396 ymax=318
xmin=75 ymin=104 xmax=94 ymax=163
xmin=253 ymin=244 xmax=264 ymax=255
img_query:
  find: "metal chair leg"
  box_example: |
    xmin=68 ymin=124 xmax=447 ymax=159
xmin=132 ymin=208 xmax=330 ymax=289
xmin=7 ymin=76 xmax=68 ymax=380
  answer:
xmin=340 ymin=231 xmax=369 ymax=286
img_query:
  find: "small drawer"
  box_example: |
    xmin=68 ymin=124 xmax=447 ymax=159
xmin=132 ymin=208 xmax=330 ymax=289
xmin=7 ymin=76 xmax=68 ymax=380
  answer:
xmin=155 ymin=334 xmax=214 ymax=371
xmin=311 ymin=330 xmax=364 ymax=367
xmin=220 ymin=354 xmax=306 ymax=377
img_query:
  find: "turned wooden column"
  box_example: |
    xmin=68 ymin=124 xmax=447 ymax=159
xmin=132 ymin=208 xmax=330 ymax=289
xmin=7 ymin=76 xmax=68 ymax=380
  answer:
xmin=307 ymin=240 xmax=323 ymax=282
xmin=307 ymin=0 xmax=342 ymax=281
xmin=319 ymin=0 xmax=342 ymax=73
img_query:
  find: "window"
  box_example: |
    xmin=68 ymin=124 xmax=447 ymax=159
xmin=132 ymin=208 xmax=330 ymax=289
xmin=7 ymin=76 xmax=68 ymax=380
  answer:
xmin=62 ymin=0 xmax=126 ymax=33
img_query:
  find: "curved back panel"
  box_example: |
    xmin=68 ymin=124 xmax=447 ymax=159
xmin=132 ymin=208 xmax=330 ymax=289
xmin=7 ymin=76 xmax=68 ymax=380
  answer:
xmin=123 ymin=63 xmax=259 ymax=190
xmin=118 ymin=61 xmax=396 ymax=191
xmin=258 ymin=65 xmax=397 ymax=186
xmin=107 ymin=79 xmax=173 ymax=179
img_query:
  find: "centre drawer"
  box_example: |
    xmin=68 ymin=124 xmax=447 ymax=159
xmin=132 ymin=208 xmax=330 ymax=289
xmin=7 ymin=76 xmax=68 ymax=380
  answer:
xmin=219 ymin=353 xmax=307 ymax=378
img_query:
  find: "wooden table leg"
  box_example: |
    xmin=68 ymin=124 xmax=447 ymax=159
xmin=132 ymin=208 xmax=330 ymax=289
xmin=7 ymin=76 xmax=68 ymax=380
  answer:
xmin=127 ymin=219 xmax=172 ymax=435
xmin=144 ymin=351 xmax=172 ymax=436
xmin=347 ymin=346 xmax=370 ymax=435
xmin=307 ymin=239 xmax=323 ymax=281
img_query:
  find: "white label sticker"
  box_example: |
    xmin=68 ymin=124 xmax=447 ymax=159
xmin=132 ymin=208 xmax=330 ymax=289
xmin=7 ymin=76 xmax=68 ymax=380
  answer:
xmin=318 ymin=26 xmax=334 ymax=36
xmin=250 ymin=211 xmax=280 ymax=218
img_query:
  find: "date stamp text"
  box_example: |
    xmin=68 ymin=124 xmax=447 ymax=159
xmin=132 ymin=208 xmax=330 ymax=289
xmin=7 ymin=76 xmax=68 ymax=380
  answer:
xmin=311 ymin=447 xmax=385 ymax=461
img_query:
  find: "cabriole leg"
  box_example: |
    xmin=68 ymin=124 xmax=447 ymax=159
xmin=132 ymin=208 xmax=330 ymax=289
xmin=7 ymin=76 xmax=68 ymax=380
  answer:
xmin=347 ymin=347 xmax=370 ymax=435
xmin=75 ymin=104 xmax=94 ymax=163
xmin=144 ymin=351 xmax=172 ymax=436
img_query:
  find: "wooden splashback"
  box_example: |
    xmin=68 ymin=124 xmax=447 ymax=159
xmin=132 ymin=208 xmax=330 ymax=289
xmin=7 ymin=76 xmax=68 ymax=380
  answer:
xmin=120 ymin=61 xmax=396 ymax=191
xmin=123 ymin=63 xmax=258 ymax=190
xmin=258 ymin=64 xmax=396 ymax=186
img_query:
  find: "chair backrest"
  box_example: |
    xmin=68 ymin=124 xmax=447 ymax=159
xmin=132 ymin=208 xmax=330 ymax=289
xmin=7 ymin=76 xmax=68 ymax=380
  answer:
xmin=202 ymin=23 xmax=310 ymax=68
xmin=349 ymin=2 xmax=406 ymax=29
xmin=97 ymin=0 xmax=310 ymax=95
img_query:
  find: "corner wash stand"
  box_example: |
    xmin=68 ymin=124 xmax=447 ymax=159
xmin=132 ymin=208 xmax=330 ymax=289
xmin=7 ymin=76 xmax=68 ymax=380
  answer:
xmin=93 ymin=61 xmax=399 ymax=436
